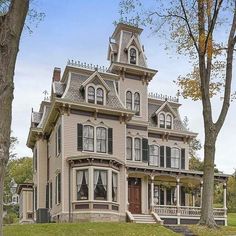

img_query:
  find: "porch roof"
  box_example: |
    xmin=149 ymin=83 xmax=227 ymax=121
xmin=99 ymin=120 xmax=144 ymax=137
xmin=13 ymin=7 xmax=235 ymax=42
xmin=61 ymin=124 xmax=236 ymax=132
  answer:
xmin=126 ymin=165 xmax=229 ymax=182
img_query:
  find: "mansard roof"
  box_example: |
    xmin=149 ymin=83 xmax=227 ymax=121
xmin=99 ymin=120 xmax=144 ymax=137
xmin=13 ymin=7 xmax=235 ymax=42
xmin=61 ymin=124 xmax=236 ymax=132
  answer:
xmin=53 ymin=81 xmax=66 ymax=97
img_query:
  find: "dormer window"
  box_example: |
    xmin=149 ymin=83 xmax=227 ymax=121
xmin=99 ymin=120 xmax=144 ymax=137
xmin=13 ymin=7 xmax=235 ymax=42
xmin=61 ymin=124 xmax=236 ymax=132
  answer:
xmin=88 ymin=86 xmax=95 ymax=103
xmin=96 ymin=88 xmax=104 ymax=105
xmin=159 ymin=113 xmax=165 ymax=128
xmin=129 ymin=47 xmax=138 ymax=65
xmin=166 ymin=115 xmax=172 ymax=129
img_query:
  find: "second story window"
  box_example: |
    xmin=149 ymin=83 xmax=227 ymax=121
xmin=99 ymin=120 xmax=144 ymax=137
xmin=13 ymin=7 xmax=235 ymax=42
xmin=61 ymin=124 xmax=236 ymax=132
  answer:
xmin=83 ymin=125 xmax=94 ymax=152
xmin=159 ymin=113 xmax=165 ymax=128
xmin=96 ymin=127 xmax=107 ymax=153
xmin=96 ymin=88 xmax=104 ymax=105
xmin=149 ymin=145 xmax=159 ymax=166
xmin=134 ymin=92 xmax=140 ymax=116
xmin=166 ymin=114 xmax=172 ymax=129
xmin=134 ymin=138 xmax=141 ymax=161
xmin=129 ymin=47 xmax=137 ymax=64
xmin=171 ymin=148 xmax=180 ymax=168
xmin=126 ymin=91 xmax=132 ymax=110
xmin=56 ymin=125 xmax=61 ymax=156
xmin=126 ymin=137 xmax=132 ymax=160
xmin=88 ymin=86 xmax=95 ymax=103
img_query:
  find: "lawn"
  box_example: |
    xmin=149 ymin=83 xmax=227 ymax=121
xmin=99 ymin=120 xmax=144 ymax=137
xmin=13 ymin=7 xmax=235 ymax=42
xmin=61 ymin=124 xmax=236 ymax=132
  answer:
xmin=228 ymin=213 xmax=236 ymax=226
xmin=3 ymin=222 xmax=179 ymax=236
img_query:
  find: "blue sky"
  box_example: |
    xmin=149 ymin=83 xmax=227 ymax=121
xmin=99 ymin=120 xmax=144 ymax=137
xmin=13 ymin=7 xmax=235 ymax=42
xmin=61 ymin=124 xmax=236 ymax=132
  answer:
xmin=12 ymin=0 xmax=236 ymax=173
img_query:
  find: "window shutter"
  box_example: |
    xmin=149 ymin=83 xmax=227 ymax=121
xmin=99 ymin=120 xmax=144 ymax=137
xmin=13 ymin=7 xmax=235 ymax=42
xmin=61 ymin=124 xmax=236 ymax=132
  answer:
xmin=46 ymin=183 xmax=49 ymax=209
xmin=142 ymin=138 xmax=149 ymax=162
xmin=77 ymin=124 xmax=83 ymax=151
xmin=160 ymin=189 xmax=164 ymax=205
xmin=181 ymin=149 xmax=186 ymax=169
xmin=160 ymin=146 xmax=165 ymax=167
xmin=50 ymin=182 xmax=52 ymax=208
xmin=58 ymin=173 xmax=61 ymax=203
xmin=108 ymin=128 xmax=113 ymax=154
xmin=166 ymin=146 xmax=171 ymax=168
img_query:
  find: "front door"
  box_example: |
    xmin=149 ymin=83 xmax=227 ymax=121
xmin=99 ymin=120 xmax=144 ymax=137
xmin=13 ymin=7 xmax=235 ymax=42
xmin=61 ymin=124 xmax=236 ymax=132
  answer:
xmin=128 ymin=178 xmax=141 ymax=214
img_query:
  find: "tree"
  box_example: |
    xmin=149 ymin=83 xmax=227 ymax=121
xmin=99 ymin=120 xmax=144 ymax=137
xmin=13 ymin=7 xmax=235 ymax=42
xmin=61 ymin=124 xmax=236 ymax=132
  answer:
xmin=119 ymin=0 xmax=236 ymax=227
xmin=0 ymin=1 xmax=29 ymax=234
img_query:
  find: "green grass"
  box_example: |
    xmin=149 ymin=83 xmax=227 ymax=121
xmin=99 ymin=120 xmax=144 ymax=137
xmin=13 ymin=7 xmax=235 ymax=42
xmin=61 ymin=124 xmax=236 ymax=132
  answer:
xmin=3 ymin=222 xmax=179 ymax=236
xmin=228 ymin=213 xmax=236 ymax=226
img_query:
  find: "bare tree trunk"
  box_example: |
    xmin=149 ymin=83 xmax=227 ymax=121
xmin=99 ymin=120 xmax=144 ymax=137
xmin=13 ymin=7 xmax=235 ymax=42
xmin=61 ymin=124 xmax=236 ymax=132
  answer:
xmin=0 ymin=1 xmax=29 ymax=235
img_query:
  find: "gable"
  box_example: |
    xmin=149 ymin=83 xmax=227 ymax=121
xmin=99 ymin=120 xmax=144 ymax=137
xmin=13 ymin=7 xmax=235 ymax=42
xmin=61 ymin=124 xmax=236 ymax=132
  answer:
xmin=154 ymin=101 xmax=177 ymax=118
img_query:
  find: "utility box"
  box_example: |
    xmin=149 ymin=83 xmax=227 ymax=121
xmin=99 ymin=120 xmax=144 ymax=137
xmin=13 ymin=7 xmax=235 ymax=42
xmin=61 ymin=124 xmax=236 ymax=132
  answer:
xmin=36 ymin=208 xmax=50 ymax=223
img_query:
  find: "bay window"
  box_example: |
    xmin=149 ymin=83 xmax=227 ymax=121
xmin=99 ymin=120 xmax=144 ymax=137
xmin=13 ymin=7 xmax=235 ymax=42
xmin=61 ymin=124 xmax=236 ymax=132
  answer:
xmin=94 ymin=170 xmax=107 ymax=200
xmin=112 ymin=172 xmax=118 ymax=202
xmin=77 ymin=170 xmax=88 ymax=200
xmin=83 ymin=125 xmax=94 ymax=151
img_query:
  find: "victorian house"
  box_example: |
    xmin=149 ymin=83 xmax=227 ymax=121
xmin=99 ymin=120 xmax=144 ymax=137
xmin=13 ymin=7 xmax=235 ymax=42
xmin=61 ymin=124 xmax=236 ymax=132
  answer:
xmin=19 ymin=21 xmax=228 ymax=225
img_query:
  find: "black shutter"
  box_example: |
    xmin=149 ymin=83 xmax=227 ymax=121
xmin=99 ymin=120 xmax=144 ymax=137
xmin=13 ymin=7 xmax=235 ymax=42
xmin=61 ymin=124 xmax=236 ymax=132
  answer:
xmin=46 ymin=184 xmax=49 ymax=209
xmin=181 ymin=148 xmax=186 ymax=169
xmin=108 ymin=128 xmax=113 ymax=154
xmin=181 ymin=186 xmax=186 ymax=206
xmin=142 ymin=138 xmax=149 ymax=162
xmin=160 ymin=146 xmax=165 ymax=167
xmin=166 ymin=146 xmax=171 ymax=168
xmin=58 ymin=173 xmax=61 ymax=203
xmin=77 ymin=124 xmax=83 ymax=151
xmin=50 ymin=182 xmax=52 ymax=208
xmin=160 ymin=189 xmax=164 ymax=205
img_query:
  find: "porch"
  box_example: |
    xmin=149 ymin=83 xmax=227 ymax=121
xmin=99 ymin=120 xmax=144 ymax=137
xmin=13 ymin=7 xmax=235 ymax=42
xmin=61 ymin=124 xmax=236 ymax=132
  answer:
xmin=126 ymin=165 xmax=228 ymax=225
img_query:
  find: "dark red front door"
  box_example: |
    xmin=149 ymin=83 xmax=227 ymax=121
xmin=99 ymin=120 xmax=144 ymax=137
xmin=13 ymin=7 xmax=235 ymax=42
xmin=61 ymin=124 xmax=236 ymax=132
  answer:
xmin=128 ymin=178 xmax=141 ymax=214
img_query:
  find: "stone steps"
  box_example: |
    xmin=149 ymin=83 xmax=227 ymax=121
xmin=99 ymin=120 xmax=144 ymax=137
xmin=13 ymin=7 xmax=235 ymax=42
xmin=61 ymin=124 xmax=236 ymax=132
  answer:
xmin=132 ymin=214 xmax=157 ymax=224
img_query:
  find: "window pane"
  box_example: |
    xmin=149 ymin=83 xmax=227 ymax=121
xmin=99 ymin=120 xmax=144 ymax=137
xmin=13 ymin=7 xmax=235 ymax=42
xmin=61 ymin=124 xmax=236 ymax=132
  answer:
xmin=112 ymin=172 xmax=118 ymax=202
xmin=149 ymin=145 xmax=159 ymax=166
xmin=97 ymin=88 xmax=104 ymax=105
xmin=134 ymin=92 xmax=140 ymax=116
xmin=134 ymin=138 xmax=141 ymax=161
xmin=130 ymin=48 xmax=137 ymax=64
xmin=166 ymin=115 xmax=172 ymax=129
xmin=88 ymin=86 xmax=95 ymax=103
xmin=159 ymin=114 xmax=165 ymax=128
xmin=77 ymin=170 xmax=88 ymax=200
xmin=94 ymin=170 xmax=107 ymax=200
xmin=83 ymin=126 xmax=94 ymax=151
xmin=126 ymin=137 xmax=132 ymax=160
xmin=96 ymin=127 xmax=107 ymax=153
xmin=126 ymin=91 xmax=132 ymax=110
xmin=171 ymin=148 xmax=180 ymax=168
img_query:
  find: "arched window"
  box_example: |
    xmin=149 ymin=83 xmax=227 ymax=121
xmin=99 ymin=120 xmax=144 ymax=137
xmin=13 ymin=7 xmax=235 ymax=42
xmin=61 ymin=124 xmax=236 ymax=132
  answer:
xmin=166 ymin=114 xmax=172 ymax=129
xmin=96 ymin=127 xmax=107 ymax=153
xmin=159 ymin=113 xmax=165 ymax=128
xmin=149 ymin=145 xmax=159 ymax=166
xmin=130 ymin=48 xmax=137 ymax=64
xmin=96 ymin=88 xmax=104 ymax=105
xmin=134 ymin=92 xmax=140 ymax=116
xmin=126 ymin=137 xmax=132 ymax=160
xmin=83 ymin=125 xmax=94 ymax=151
xmin=88 ymin=86 xmax=95 ymax=103
xmin=171 ymin=148 xmax=180 ymax=168
xmin=134 ymin=138 xmax=141 ymax=161
xmin=126 ymin=91 xmax=132 ymax=110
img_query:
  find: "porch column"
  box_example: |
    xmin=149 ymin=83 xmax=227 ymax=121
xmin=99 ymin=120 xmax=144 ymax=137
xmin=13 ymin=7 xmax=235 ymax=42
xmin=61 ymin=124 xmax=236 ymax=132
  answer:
xmin=150 ymin=175 xmax=154 ymax=212
xmin=192 ymin=193 xmax=195 ymax=207
xmin=200 ymin=181 xmax=203 ymax=207
xmin=176 ymin=177 xmax=180 ymax=225
xmin=126 ymin=173 xmax=129 ymax=210
xmin=223 ymin=182 xmax=227 ymax=219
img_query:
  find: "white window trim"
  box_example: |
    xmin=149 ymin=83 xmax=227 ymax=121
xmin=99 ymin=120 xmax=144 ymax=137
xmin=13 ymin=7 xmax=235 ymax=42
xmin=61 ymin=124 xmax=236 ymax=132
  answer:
xmin=85 ymin=83 xmax=106 ymax=105
xmin=82 ymin=124 xmax=109 ymax=154
xmin=125 ymin=89 xmax=142 ymax=117
xmin=128 ymin=46 xmax=139 ymax=65
xmin=158 ymin=112 xmax=173 ymax=130
xmin=149 ymin=144 xmax=160 ymax=166
xmin=171 ymin=147 xmax=181 ymax=169
xmin=126 ymin=136 xmax=142 ymax=162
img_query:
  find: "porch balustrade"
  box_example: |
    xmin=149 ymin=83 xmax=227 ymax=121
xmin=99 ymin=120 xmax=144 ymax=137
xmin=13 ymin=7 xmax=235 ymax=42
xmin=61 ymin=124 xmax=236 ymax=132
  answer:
xmin=154 ymin=205 xmax=226 ymax=218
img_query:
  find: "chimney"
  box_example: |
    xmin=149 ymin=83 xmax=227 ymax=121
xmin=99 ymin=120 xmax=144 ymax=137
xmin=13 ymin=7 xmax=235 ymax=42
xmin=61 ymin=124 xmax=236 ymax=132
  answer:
xmin=52 ymin=67 xmax=61 ymax=82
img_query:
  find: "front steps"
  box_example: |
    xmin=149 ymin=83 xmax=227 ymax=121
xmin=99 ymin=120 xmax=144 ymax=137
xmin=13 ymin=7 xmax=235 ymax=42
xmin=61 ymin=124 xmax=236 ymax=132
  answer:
xmin=132 ymin=214 xmax=157 ymax=224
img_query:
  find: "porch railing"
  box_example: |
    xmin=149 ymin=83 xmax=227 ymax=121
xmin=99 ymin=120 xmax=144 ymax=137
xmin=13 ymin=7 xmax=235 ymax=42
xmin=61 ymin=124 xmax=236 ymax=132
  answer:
xmin=154 ymin=205 xmax=226 ymax=218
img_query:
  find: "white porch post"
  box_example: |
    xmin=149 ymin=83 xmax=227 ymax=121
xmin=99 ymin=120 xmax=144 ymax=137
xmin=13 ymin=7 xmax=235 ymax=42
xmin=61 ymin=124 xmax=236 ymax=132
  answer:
xmin=150 ymin=175 xmax=154 ymax=212
xmin=223 ymin=182 xmax=227 ymax=225
xmin=192 ymin=193 xmax=195 ymax=207
xmin=126 ymin=172 xmax=129 ymax=211
xmin=176 ymin=177 xmax=180 ymax=225
xmin=200 ymin=181 xmax=203 ymax=207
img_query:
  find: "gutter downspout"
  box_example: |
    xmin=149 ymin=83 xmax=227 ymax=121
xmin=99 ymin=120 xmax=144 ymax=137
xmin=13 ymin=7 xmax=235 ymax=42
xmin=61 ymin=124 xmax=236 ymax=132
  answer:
xmin=68 ymin=160 xmax=72 ymax=222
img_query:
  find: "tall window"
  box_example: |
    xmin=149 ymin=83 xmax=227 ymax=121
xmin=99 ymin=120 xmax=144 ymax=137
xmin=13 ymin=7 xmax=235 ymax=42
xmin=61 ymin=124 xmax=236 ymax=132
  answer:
xmin=130 ymin=48 xmax=137 ymax=64
xmin=149 ymin=145 xmax=159 ymax=166
xmin=126 ymin=91 xmax=132 ymax=110
xmin=96 ymin=88 xmax=104 ymax=105
xmin=33 ymin=147 xmax=37 ymax=171
xmin=83 ymin=125 xmax=94 ymax=151
xmin=56 ymin=125 xmax=61 ymax=156
xmin=159 ymin=113 xmax=165 ymax=128
xmin=77 ymin=170 xmax=88 ymax=200
xmin=171 ymin=148 xmax=180 ymax=168
xmin=96 ymin=127 xmax=107 ymax=153
xmin=112 ymin=172 xmax=118 ymax=202
xmin=134 ymin=92 xmax=140 ymax=116
xmin=55 ymin=173 xmax=61 ymax=204
xmin=94 ymin=170 xmax=107 ymax=200
xmin=88 ymin=86 xmax=95 ymax=103
xmin=134 ymin=138 xmax=141 ymax=161
xmin=126 ymin=137 xmax=132 ymax=160
xmin=166 ymin=115 xmax=172 ymax=129
xmin=49 ymin=182 xmax=52 ymax=208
